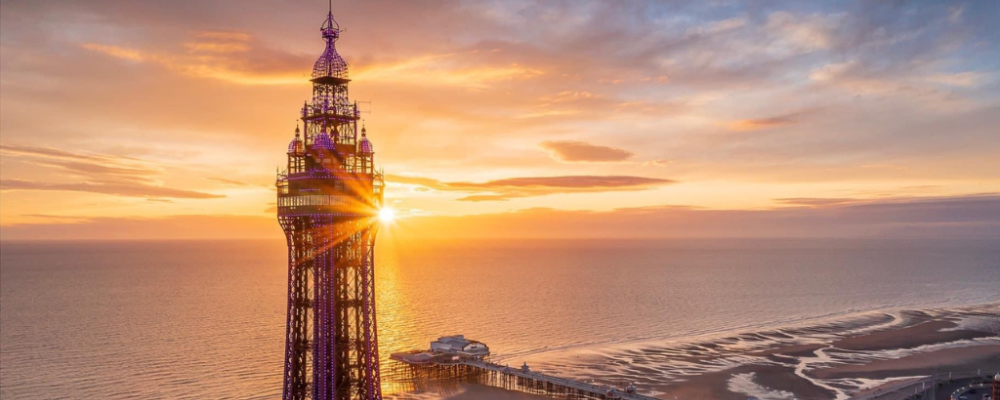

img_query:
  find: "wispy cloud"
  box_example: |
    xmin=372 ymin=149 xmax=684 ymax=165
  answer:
xmin=774 ymin=197 xmax=862 ymax=207
xmin=81 ymin=30 xmax=309 ymax=85
xmin=387 ymin=174 xmax=673 ymax=201
xmin=354 ymin=52 xmax=544 ymax=89
xmin=0 ymin=179 xmax=223 ymax=199
xmin=0 ymin=144 xmax=141 ymax=163
xmin=0 ymin=144 xmax=222 ymax=199
xmin=540 ymin=140 xmax=634 ymax=162
xmin=727 ymin=109 xmax=818 ymax=132
xmin=207 ymin=177 xmax=252 ymax=187
xmin=643 ymin=159 xmax=673 ymax=167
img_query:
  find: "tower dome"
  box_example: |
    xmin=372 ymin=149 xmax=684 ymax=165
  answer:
xmin=313 ymin=130 xmax=335 ymax=150
xmin=287 ymin=126 xmax=304 ymax=155
xmin=359 ymin=127 xmax=374 ymax=154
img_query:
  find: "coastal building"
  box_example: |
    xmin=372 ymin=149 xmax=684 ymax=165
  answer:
xmin=390 ymin=335 xmax=490 ymax=365
xmin=430 ymin=335 xmax=490 ymax=359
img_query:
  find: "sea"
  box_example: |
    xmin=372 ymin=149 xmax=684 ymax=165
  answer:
xmin=1 ymin=238 xmax=998 ymax=399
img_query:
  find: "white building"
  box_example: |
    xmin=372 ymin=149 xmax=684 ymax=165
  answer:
xmin=429 ymin=335 xmax=490 ymax=359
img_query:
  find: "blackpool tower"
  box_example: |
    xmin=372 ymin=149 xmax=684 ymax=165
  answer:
xmin=275 ymin=5 xmax=385 ymax=400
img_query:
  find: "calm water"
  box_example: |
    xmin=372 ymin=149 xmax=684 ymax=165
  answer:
xmin=1 ymin=238 xmax=998 ymax=399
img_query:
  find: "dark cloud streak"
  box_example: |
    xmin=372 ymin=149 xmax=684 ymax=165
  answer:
xmin=0 ymin=179 xmax=223 ymax=199
xmin=540 ymin=140 xmax=635 ymax=162
xmin=386 ymin=174 xmax=674 ymax=201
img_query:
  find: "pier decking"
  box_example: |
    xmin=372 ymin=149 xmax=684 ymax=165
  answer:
xmin=390 ymin=335 xmax=660 ymax=399
xmin=457 ymin=358 xmax=660 ymax=400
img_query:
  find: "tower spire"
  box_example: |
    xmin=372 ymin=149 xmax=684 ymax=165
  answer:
xmin=313 ymin=0 xmax=346 ymax=80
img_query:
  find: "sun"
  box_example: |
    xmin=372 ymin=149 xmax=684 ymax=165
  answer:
xmin=378 ymin=207 xmax=396 ymax=223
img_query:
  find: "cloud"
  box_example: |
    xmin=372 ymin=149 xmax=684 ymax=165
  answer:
xmin=193 ymin=30 xmax=252 ymax=42
xmin=540 ymin=140 xmax=635 ymax=162
xmin=643 ymin=159 xmax=673 ymax=167
xmin=686 ymin=17 xmax=747 ymax=36
xmin=516 ymin=109 xmax=582 ymax=119
xmin=0 ymin=144 xmax=141 ymax=163
xmin=0 ymin=144 xmax=161 ymax=182
xmin=80 ymin=44 xmax=145 ymax=62
xmin=0 ymin=144 xmax=222 ymax=199
xmin=774 ymin=197 xmax=862 ymax=207
xmin=183 ymin=42 xmax=250 ymax=53
xmin=386 ymin=174 xmax=673 ymax=201
xmin=355 ymin=52 xmax=544 ymax=89
xmin=763 ymin=11 xmax=836 ymax=55
xmin=0 ymin=179 xmax=223 ymax=199
xmin=207 ymin=177 xmax=252 ymax=186
xmin=923 ymin=72 xmax=985 ymax=88
xmin=81 ymin=30 xmax=311 ymax=85
xmin=455 ymin=176 xmax=667 ymax=188
xmin=82 ymin=31 xmax=546 ymax=89
xmin=727 ymin=110 xmax=817 ymax=131
xmin=408 ymin=193 xmax=1000 ymax=238
xmin=0 ymin=144 xmax=160 ymax=178
xmin=1 ymin=214 xmax=279 ymax=241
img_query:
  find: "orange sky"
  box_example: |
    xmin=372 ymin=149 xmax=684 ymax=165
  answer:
xmin=1 ymin=1 xmax=998 ymax=240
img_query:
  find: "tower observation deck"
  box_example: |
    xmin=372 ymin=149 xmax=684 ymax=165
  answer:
xmin=276 ymin=7 xmax=385 ymax=400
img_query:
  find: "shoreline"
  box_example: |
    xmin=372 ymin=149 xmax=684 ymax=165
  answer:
xmin=517 ymin=304 xmax=1000 ymax=400
xmin=501 ymin=301 xmax=1000 ymax=362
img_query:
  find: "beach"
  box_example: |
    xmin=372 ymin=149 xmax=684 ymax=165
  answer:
xmin=512 ymin=307 xmax=1000 ymax=400
xmin=389 ymin=307 xmax=999 ymax=400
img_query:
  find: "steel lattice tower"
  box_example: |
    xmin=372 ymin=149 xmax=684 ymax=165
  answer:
xmin=276 ymin=7 xmax=384 ymax=400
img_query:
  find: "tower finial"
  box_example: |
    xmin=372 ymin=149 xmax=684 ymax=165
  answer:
xmin=321 ymin=0 xmax=339 ymax=41
xmin=313 ymin=0 xmax=346 ymax=79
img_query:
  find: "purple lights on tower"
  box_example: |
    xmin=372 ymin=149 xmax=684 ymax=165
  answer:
xmin=275 ymin=6 xmax=385 ymax=400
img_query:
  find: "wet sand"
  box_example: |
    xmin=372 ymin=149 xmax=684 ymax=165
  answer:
xmin=831 ymin=320 xmax=992 ymax=351
xmin=413 ymin=310 xmax=999 ymax=400
xmin=812 ymin=345 xmax=1000 ymax=380
xmin=443 ymin=383 xmax=550 ymax=400
xmin=651 ymin=341 xmax=838 ymax=400
xmin=650 ymin=314 xmax=998 ymax=400
xmin=655 ymin=363 xmax=835 ymax=400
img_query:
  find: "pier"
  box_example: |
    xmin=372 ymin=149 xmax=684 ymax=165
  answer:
xmin=389 ymin=336 xmax=661 ymax=400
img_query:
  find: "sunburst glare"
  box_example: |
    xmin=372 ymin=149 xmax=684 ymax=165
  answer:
xmin=378 ymin=207 xmax=396 ymax=223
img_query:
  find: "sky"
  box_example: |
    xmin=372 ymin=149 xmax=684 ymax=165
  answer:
xmin=1 ymin=0 xmax=998 ymax=240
